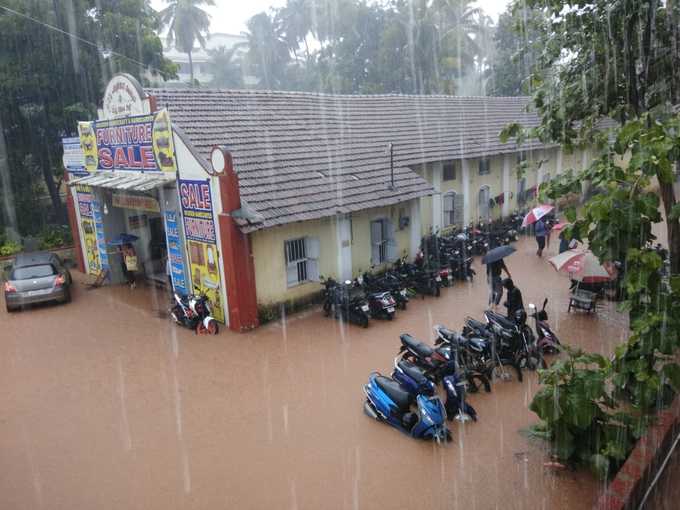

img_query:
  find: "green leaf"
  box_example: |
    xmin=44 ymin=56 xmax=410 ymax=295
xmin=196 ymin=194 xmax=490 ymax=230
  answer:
xmin=670 ymin=204 xmax=680 ymax=222
xmin=662 ymin=363 xmax=680 ymax=391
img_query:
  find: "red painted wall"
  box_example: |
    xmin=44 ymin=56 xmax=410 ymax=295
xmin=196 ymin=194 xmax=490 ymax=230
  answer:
xmin=217 ymin=154 xmax=259 ymax=331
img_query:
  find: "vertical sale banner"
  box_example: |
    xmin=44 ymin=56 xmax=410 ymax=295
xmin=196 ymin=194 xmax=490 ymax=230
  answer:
xmin=164 ymin=210 xmax=188 ymax=296
xmin=179 ymin=179 xmax=225 ymax=323
xmin=75 ymin=185 xmax=101 ymax=274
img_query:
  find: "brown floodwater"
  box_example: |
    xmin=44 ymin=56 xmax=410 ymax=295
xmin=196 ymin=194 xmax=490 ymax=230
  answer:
xmin=0 ymin=237 xmax=626 ymax=509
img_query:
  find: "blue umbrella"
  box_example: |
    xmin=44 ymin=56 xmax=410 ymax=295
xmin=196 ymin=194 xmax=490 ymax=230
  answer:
xmin=108 ymin=233 xmax=139 ymax=246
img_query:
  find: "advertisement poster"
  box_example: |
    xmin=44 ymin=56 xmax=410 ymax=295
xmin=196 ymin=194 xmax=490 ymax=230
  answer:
xmin=75 ymin=185 xmax=101 ymax=274
xmin=62 ymin=137 xmax=88 ymax=177
xmin=164 ymin=210 xmax=188 ymax=296
xmin=78 ymin=109 xmax=176 ymax=174
xmin=179 ymin=179 xmax=225 ymax=323
xmin=91 ymin=200 xmax=110 ymax=271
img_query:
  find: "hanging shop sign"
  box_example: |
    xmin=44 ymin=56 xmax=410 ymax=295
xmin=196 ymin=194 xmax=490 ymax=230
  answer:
xmin=179 ymin=179 xmax=225 ymax=323
xmin=75 ymin=185 xmax=101 ymax=274
xmin=78 ymin=109 xmax=176 ymax=174
xmin=62 ymin=137 xmax=88 ymax=177
xmin=112 ymin=192 xmax=160 ymax=213
xmin=91 ymin=200 xmax=110 ymax=272
xmin=164 ymin=210 xmax=188 ymax=296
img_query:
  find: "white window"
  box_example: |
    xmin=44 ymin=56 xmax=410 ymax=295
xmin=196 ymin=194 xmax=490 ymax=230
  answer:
xmin=443 ymin=192 xmax=456 ymax=227
xmin=479 ymin=159 xmax=491 ymax=175
xmin=285 ymin=237 xmax=320 ymax=287
xmin=370 ymin=219 xmax=396 ymax=265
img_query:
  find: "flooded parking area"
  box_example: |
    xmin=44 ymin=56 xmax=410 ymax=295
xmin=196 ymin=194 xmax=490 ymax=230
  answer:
xmin=0 ymin=237 xmax=626 ymax=510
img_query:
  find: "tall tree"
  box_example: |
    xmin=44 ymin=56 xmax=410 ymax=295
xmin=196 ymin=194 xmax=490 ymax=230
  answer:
xmin=209 ymin=45 xmax=245 ymax=88
xmin=244 ymin=12 xmax=291 ymax=89
xmin=159 ymin=0 xmax=214 ymax=85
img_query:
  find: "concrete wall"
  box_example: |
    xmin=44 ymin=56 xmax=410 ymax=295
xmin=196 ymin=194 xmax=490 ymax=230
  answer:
xmin=251 ymin=200 xmax=419 ymax=306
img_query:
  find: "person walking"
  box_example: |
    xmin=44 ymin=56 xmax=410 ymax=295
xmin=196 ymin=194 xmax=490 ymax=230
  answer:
xmin=502 ymin=278 xmax=524 ymax=319
xmin=122 ymin=243 xmax=138 ymax=289
xmin=487 ymin=258 xmax=511 ymax=308
xmin=535 ymin=218 xmax=548 ymax=257
xmin=558 ymin=231 xmax=578 ymax=254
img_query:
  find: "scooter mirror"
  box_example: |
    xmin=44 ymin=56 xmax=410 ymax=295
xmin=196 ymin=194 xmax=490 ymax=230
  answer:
xmin=344 ymin=280 xmax=352 ymax=285
xmin=528 ymin=303 xmax=536 ymax=310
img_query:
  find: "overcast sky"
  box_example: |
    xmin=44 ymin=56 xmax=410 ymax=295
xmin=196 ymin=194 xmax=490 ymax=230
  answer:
xmin=150 ymin=0 xmax=512 ymax=36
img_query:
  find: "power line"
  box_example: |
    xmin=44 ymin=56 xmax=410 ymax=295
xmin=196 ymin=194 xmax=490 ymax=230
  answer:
xmin=0 ymin=2 xmax=171 ymax=77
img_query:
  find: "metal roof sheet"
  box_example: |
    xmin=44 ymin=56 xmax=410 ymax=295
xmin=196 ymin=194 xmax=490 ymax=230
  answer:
xmin=68 ymin=172 xmax=175 ymax=192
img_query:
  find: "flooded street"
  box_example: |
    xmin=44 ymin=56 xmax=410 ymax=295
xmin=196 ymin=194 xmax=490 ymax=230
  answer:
xmin=0 ymin=237 xmax=626 ymax=509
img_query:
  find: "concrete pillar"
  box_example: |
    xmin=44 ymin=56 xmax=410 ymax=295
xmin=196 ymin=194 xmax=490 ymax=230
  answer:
xmin=462 ymin=159 xmax=471 ymax=225
xmin=409 ymin=198 xmax=421 ymax=259
xmin=335 ymin=214 xmax=352 ymax=281
xmin=502 ymin=154 xmax=511 ymax=218
xmin=431 ymin=162 xmax=442 ymax=233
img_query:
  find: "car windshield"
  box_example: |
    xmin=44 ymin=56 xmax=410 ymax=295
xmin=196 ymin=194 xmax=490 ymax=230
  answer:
xmin=11 ymin=264 xmax=56 ymax=280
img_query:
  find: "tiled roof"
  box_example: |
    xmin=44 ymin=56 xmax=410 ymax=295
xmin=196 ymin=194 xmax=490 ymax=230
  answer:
xmin=147 ymin=89 xmax=547 ymax=231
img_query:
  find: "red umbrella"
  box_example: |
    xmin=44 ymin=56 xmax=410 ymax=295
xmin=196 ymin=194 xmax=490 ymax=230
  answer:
xmin=522 ymin=204 xmax=555 ymax=227
xmin=548 ymin=249 xmax=616 ymax=283
xmin=551 ymin=221 xmax=569 ymax=231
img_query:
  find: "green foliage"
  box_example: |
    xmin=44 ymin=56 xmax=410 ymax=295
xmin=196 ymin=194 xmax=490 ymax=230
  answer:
xmin=0 ymin=240 xmax=22 ymax=257
xmin=506 ymin=0 xmax=680 ymax=476
xmin=38 ymin=225 xmax=73 ymax=250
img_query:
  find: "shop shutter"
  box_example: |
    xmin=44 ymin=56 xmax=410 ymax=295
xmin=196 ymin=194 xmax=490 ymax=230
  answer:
xmin=386 ymin=219 xmax=398 ymax=262
xmin=305 ymin=237 xmax=320 ymax=281
xmin=371 ymin=220 xmax=383 ymax=265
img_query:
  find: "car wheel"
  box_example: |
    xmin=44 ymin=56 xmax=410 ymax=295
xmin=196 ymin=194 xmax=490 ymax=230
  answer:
xmin=62 ymin=289 xmax=72 ymax=304
xmin=6 ymin=304 xmax=16 ymax=313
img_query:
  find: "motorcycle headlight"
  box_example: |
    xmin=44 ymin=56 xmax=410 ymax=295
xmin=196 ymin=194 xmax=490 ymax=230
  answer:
xmin=400 ymin=289 xmax=407 ymax=297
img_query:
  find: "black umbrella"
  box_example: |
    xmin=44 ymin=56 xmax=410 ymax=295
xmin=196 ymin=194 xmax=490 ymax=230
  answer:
xmin=482 ymin=245 xmax=516 ymax=265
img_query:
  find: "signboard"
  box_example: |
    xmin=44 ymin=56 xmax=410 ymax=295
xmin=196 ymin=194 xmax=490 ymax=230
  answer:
xmin=164 ymin=210 xmax=188 ymax=296
xmin=179 ymin=179 xmax=224 ymax=323
xmin=62 ymin=137 xmax=88 ymax=177
xmin=75 ymin=185 xmax=101 ymax=274
xmin=102 ymin=74 xmax=147 ymax=119
xmin=91 ymin=200 xmax=110 ymax=271
xmin=112 ymin=192 xmax=160 ymax=213
xmin=78 ymin=109 xmax=176 ymax=174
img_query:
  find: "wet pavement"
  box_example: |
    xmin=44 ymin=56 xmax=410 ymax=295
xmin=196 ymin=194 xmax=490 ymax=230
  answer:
xmin=0 ymin=236 xmax=628 ymax=510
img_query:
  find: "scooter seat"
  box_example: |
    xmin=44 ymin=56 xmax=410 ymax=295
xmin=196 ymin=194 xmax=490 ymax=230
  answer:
xmin=375 ymin=375 xmax=412 ymax=412
xmin=397 ymin=360 xmax=430 ymax=386
xmin=466 ymin=318 xmax=488 ymax=332
xmin=486 ymin=311 xmax=516 ymax=330
xmin=400 ymin=334 xmax=434 ymax=358
xmin=438 ymin=327 xmax=460 ymax=342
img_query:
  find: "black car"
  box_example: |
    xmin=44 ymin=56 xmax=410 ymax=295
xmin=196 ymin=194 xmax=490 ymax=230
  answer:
xmin=3 ymin=252 xmax=72 ymax=312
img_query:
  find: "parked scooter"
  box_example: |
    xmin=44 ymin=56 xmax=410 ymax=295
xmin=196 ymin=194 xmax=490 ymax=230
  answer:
xmin=397 ymin=333 xmax=456 ymax=382
xmin=356 ymin=274 xmax=397 ymax=320
xmin=392 ymin=358 xmax=436 ymax=396
xmin=363 ymin=372 xmax=451 ymax=442
xmin=321 ymin=277 xmax=371 ymax=328
xmin=442 ymin=373 xmax=478 ymax=422
xmin=528 ymin=299 xmax=561 ymax=354
xmin=169 ymin=291 xmax=219 ymax=334
xmin=361 ymin=270 xmax=409 ymax=310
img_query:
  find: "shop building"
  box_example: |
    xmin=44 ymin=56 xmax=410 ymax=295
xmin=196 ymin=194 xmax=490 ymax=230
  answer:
xmin=67 ymin=75 xmax=590 ymax=332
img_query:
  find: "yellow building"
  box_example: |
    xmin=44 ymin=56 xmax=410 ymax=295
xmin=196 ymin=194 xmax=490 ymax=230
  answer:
xmin=147 ymin=89 xmax=593 ymax=315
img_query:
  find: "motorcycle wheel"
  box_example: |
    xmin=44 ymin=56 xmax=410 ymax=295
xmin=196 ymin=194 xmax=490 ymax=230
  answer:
xmin=207 ymin=319 xmax=219 ymax=335
xmin=492 ymin=362 xmax=523 ymax=382
xmin=360 ymin=314 xmax=369 ymax=328
xmin=386 ymin=312 xmax=394 ymax=321
xmin=435 ymin=284 xmax=441 ymax=297
xmin=399 ymin=301 xmax=407 ymax=311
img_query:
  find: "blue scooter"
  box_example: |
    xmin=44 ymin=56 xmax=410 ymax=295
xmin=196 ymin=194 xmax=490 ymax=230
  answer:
xmin=392 ymin=358 xmax=436 ymax=396
xmin=442 ymin=373 xmax=478 ymax=422
xmin=363 ymin=372 xmax=451 ymax=442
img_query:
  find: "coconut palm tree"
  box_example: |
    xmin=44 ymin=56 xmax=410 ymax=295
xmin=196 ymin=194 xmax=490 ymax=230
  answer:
xmin=159 ymin=0 xmax=215 ymax=85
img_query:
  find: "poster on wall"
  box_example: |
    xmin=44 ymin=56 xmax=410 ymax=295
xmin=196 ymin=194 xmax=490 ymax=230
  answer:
xmin=164 ymin=210 xmax=188 ymax=296
xmin=91 ymin=200 xmax=110 ymax=271
xmin=62 ymin=137 xmax=88 ymax=177
xmin=179 ymin=179 xmax=225 ymax=323
xmin=75 ymin=185 xmax=101 ymax=274
xmin=78 ymin=109 xmax=176 ymax=174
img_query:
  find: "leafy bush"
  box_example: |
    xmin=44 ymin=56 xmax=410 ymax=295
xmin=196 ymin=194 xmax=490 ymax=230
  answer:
xmin=0 ymin=240 xmax=22 ymax=257
xmin=38 ymin=225 xmax=72 ymax=250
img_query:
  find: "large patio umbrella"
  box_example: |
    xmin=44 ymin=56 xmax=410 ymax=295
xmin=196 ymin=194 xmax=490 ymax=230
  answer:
xmin=551 ymin=221 xmax=570 ymax=231
xmin=548 ymin=249 xmax=615 ymax=283
xmin=482 ymin=245 xmax=516 ymax=265
xmin=521 ymin=204 xmax=555 ymax=228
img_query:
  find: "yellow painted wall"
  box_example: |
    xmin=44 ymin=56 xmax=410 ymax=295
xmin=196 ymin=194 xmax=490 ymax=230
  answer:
xmin=251 ymin=217 xmax=337 ymax=305
xmin=251 ymin=203 xmax=416 ymax=305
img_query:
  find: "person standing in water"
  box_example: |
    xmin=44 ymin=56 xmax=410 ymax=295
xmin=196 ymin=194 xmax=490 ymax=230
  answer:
xmin=487 ymin=258 xmax=511 ymax=308
xmin=535 ymin=218 xmax=548 ymax=257
xmin=502 ymin=278 xmax=524 ymax=319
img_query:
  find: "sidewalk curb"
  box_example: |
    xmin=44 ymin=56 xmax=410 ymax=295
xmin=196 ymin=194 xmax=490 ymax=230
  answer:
xmin=593 ymin=397 xmax=680 ymax=509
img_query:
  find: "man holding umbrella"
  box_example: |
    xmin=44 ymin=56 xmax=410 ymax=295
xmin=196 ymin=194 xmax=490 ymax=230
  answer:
xmin=483 ymin=245 xmax=515 ymax=308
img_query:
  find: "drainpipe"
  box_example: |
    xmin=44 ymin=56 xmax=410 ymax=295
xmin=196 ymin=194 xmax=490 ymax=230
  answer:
xmin=388 ymin=142 xmax=394 ymax=190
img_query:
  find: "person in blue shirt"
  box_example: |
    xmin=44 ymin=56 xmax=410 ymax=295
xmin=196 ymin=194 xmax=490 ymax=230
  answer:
xmin=535 ymin=218 xmax=548 ymax=257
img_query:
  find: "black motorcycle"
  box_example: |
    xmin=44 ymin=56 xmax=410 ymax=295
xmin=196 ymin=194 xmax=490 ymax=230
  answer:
xmin=361 ymin=271 xmax=409 ymax=310
xmin=321 ymin=277 xmax=371 ymax=327
xmin=484 ymin=309 xmax=546 ymax=371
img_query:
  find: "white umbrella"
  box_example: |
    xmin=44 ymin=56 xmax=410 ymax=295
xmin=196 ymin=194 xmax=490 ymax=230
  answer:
xmin=548 ymin=249 xmax=616 ymax=283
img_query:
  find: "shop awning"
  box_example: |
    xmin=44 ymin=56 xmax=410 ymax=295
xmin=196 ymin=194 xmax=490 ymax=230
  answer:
xmin=68 ymin=171 xmax=175 ymax=192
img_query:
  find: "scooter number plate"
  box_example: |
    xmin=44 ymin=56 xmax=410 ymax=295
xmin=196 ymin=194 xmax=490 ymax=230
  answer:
xmin=435 ymin=276 xmax=442 ymax=282
xmin=447 ymin=275 xmax=453 ymax=281
xmin=386 ymin=307 xmax=395 ymax=313
xmin=361 ymin=305 xmax=370 ymax=312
